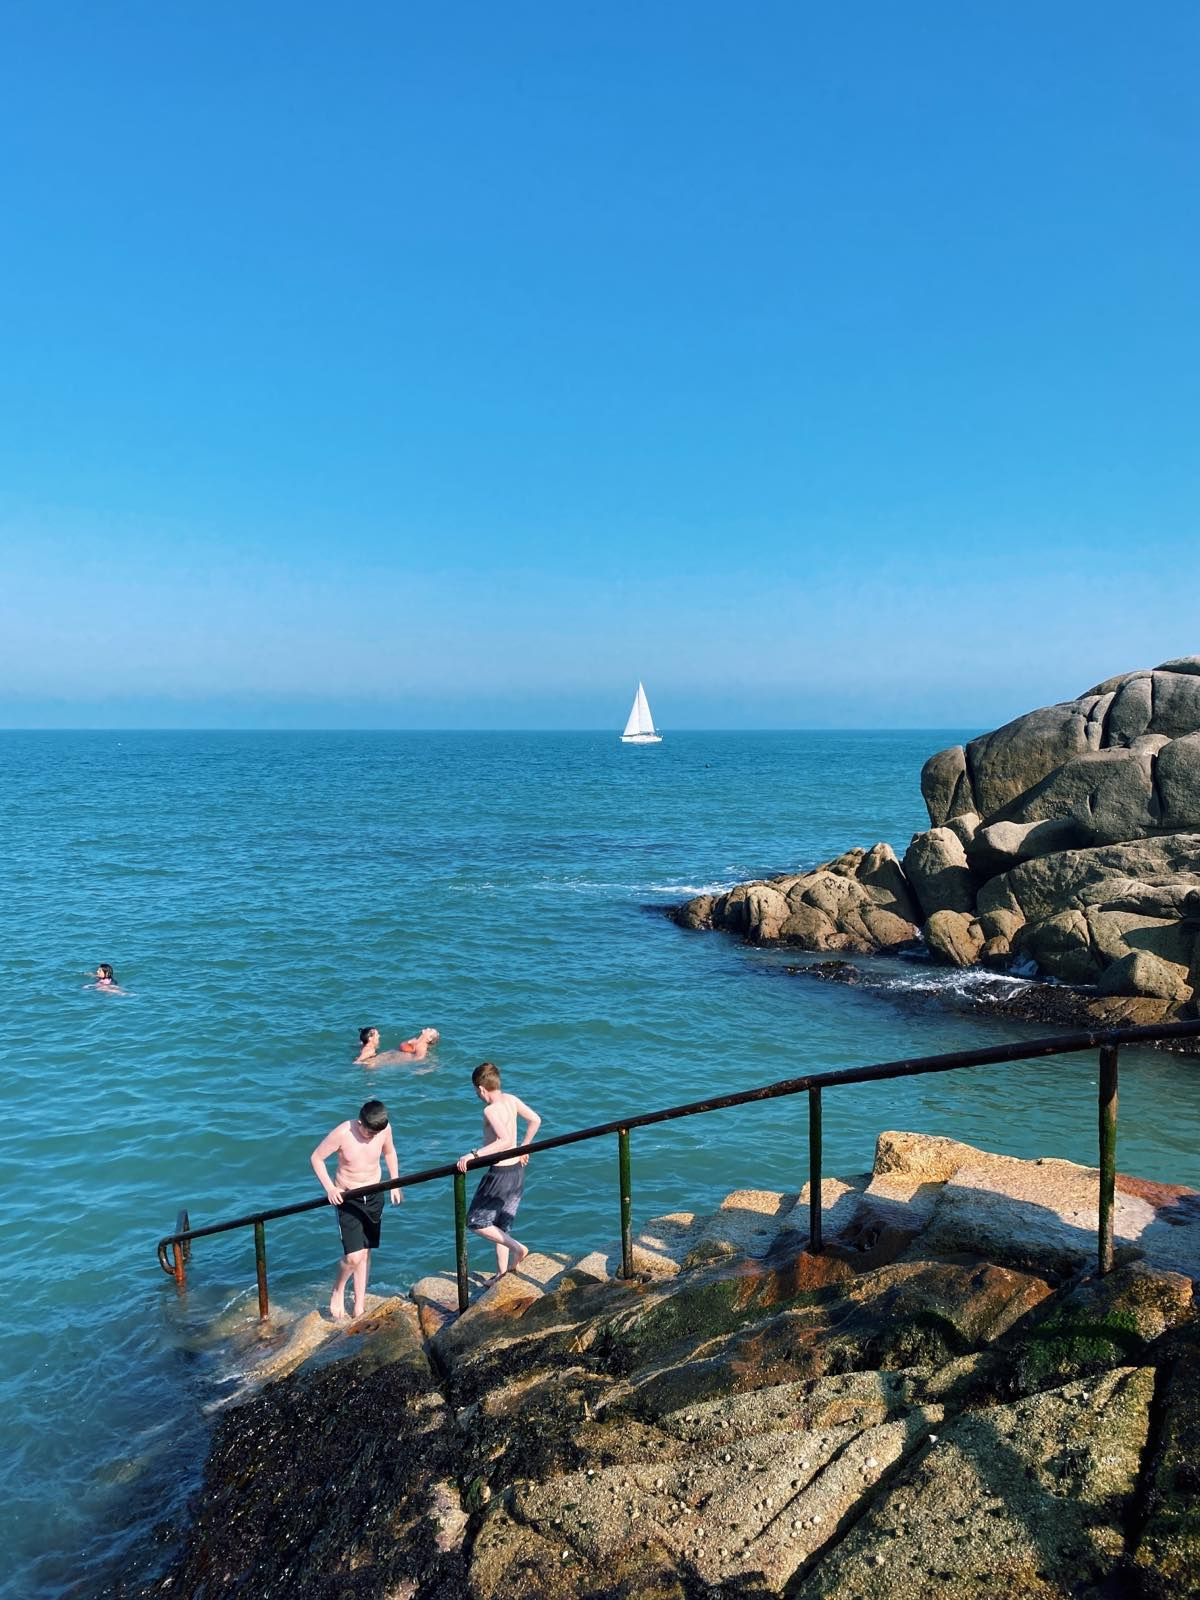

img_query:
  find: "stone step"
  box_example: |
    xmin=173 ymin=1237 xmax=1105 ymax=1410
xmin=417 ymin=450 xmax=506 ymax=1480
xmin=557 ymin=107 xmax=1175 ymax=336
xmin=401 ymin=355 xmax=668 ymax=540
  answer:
xmin=414 ymin=1248 xmax=612 ymax=1365
xmin=679 ymin=1189 xmax=802 ymax=1268
xmin=896 ymin=1140 xmax=1200 ymax=1280
xmin=616 ymin=1177 xmax=866 ymax=1279
xmin=230 ymin=1293 xmax=421 ymax=1395
xmin=410 ymin=1269 xmax=493 ymax=1339
xmin=623 ymin=1211 xmax=707 ymax=1277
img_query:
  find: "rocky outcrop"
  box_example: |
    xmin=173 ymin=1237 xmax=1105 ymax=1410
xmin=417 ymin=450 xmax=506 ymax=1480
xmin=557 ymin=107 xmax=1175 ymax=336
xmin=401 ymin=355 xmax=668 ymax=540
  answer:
xmin=674 ymin=659 xmax=1200 ymax=1022
xmin=139 ymin=1133 xmax=1200 ymax=1599
xmin=676 ymin=843 xmax=919 ymax=954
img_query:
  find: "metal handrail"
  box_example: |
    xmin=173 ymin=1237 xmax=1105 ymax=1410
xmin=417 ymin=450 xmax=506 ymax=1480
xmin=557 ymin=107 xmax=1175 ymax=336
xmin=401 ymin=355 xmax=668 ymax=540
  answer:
xmin=156 ymin=1017 xmax=1200 ymax=1315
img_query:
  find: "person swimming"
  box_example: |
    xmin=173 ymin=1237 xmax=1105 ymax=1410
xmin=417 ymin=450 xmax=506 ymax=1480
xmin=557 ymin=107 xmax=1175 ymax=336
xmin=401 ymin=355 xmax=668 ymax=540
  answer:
xmin=88 ymin=963 xmax=126 ymax=995
xmin=355 ymin=1026 xmax=440 ymax=1066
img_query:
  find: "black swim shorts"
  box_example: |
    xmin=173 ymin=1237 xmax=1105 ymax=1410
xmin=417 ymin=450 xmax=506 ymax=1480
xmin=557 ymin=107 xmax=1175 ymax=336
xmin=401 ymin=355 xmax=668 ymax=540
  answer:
xmin=337 ymin=1190 xmax=385 ymax=1254
xmin=467 ymin=1165 xmax=525 ymax=1231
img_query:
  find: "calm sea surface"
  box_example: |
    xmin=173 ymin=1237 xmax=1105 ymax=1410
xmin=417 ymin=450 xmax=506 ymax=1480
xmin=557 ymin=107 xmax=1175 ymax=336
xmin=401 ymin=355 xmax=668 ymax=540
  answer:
xmin=3 ymin=729 xmax=1200 ymax=1599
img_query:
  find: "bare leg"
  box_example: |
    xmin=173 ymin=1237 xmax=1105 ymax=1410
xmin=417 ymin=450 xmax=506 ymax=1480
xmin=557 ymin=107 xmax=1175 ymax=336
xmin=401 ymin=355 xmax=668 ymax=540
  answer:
xmin=472 ymin=1224 xmax=528 ymax=1275
xmin=351 ymin=1247 xmax=371 ymax=1317
xmin=329 ymin=1254 xmax=356 ymax=1320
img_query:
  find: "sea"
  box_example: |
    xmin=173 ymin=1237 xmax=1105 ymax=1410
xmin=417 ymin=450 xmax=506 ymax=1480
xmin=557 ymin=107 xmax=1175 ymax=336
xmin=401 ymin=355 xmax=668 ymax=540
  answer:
xmin=3 ymin=729 xmax=1200 ymax=1600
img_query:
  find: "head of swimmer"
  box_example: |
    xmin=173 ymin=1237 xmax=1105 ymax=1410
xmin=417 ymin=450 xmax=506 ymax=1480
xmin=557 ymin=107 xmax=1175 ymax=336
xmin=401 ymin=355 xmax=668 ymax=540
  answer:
xmin=95 ymin=963 xmax=115 ymax=985
xmin=358 ymin=1100 xmax=389 ymax=1133
xmin=359 ymin=1027 xmax=380 ymax=1049
xmin=419 ymin=1027 xmax=440 ymax=1043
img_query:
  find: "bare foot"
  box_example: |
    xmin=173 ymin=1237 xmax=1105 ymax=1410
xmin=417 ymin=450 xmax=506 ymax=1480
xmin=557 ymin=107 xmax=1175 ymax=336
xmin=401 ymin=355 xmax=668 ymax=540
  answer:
xmin=506 ymin=1243 xmax=530 ymax=1273
xmin=329 ymin=1297 xmax=349 ymax=1321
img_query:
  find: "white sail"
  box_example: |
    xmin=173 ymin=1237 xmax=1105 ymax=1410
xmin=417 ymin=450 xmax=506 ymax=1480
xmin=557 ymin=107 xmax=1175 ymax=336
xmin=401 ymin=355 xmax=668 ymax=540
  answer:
xmin=621 ymin=682 xmax=662 ymax=742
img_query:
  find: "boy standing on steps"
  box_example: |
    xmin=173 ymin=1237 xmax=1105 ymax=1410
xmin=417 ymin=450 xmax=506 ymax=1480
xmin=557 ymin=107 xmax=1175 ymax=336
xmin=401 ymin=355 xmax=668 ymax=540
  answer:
xmin=456 ymin=1062 xmax=542 ymax=1277
xmin=310 ymin=1099 xmax=403 ymax=1320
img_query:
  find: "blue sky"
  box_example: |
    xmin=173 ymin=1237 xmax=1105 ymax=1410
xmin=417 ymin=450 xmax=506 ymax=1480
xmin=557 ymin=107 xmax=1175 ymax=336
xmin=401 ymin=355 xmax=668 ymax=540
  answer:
xmin=1 ymin=3 xmax=1196 ymax=728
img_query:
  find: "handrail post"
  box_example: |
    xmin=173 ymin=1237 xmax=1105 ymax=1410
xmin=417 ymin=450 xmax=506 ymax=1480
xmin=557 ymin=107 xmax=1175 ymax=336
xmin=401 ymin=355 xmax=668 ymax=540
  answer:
xmin=454 ymin=1172 xmax=469 ymax=1313
xmin=254 ymin=1219 xmax=270 ymax=1319
xmin=172 ymin=1207 xmax=189 ymax=1290
xmin=808 ymin=1087 xmax=823 ymax=1254
xmin=1098 ymin=1044 xmax=1119 ymax=1276
xmin=618 ymin=1128 xmax=633 ymax=1278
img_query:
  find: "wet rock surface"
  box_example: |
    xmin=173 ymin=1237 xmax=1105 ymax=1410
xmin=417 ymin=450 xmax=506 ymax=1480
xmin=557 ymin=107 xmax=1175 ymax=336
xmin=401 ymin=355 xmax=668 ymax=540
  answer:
xmin=672 ymin=658 xmax=1200 ymax=1031
xmin=132 ymin=1134 xmax=1200 ymax=1600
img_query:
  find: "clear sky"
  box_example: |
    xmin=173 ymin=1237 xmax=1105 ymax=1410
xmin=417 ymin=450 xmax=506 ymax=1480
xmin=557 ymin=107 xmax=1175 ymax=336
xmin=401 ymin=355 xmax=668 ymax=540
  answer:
xmin=1 ymin=3 xmax=1196 ymax=729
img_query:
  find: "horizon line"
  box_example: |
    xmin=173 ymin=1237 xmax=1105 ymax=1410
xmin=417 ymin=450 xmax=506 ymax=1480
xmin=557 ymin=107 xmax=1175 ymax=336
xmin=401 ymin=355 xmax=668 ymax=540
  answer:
xmin=0 ymin=724 xmax=976 ymax=735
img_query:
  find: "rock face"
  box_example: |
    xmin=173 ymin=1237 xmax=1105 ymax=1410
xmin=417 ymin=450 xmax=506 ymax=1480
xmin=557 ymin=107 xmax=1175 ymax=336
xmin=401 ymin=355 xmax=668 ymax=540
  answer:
xmin=674 ymin=659 xmax=1200 ymax=1021
xmin=138 ymin=1133 xmax=1200 ymax=1600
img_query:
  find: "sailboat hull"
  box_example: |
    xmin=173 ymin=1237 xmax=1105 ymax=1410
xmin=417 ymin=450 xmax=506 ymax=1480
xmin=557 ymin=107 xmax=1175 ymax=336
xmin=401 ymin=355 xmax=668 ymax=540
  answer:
xmin=620 ymin=733 xmax=663 ymax=743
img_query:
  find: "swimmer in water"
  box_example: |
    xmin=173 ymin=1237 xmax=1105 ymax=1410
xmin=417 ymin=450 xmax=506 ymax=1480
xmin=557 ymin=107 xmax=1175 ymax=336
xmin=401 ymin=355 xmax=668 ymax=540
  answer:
xmin=88 ymin=963 xmax=126 ymax=995
xmin=354 ymin=1026 xmax=440 ymax=1065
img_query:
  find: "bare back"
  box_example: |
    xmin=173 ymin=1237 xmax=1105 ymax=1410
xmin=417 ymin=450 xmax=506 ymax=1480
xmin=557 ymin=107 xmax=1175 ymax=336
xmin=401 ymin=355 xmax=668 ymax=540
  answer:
xmin=482 ymin=1092 xmax=532 ymax=1166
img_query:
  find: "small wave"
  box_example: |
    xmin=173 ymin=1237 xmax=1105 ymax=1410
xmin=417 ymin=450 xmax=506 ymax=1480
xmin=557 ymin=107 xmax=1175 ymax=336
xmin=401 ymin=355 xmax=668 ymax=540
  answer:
xmin=887 ymin=967 xmax=1036 ymax=1002
xmin=645 ymin=882 xmax=727 ymax=896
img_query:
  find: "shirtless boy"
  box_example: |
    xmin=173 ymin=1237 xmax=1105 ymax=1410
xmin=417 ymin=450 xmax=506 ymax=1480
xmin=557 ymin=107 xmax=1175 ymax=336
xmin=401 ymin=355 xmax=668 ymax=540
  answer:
xmin=310 ymin=1099 xmax=402 ymax=1319
xmin=455 ymin=1063 xmax=542 ymax=1276
xmin=355 ymin=1026 xmax=440 ymax=1065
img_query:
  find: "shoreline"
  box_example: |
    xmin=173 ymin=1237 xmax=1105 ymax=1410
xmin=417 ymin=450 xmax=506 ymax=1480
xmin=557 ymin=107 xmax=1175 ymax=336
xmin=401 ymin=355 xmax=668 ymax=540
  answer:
xmin=789 ymin=951 xmax=1200 ymax=1051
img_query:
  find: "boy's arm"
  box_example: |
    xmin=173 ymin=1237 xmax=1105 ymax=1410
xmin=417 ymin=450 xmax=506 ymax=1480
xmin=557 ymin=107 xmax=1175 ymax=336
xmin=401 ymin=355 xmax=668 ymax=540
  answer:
xmin=384 ymin=1127 xmax=403 ymax=1203
xmin=310 ymin=1125 xmax=346 ymax=1204
xmin=513 ymin=1096 xmax=541 ymax=1164
xmin=511 ymin=1095 xmax=542 ymax=1143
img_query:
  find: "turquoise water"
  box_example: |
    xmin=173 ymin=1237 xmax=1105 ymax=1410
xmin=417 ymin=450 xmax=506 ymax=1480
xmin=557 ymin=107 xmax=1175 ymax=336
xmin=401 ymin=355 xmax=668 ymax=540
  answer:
xmin=3 ymin=729 xmax=1200 ymax=1599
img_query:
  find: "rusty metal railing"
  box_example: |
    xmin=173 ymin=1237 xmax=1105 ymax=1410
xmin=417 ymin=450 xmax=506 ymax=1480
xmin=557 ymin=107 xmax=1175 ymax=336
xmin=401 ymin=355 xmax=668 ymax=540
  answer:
xmin=157 ymin=1018 xmax=1200 ymax=1318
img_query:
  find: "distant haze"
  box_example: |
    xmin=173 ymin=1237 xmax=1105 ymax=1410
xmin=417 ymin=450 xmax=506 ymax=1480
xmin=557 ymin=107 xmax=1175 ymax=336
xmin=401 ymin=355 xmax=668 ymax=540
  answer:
xmin=1 ymin=4 xmax=1195 ymax=730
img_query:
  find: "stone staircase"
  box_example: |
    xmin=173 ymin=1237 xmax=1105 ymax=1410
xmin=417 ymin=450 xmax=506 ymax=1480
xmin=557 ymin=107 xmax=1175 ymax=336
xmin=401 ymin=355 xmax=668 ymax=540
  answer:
xmin=155 ymin=1132 xmax=1200 ymax=1600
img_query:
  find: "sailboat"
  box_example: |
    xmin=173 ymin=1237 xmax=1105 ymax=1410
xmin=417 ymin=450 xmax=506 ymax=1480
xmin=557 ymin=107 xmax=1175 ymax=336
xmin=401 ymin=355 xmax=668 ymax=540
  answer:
xmin=620 ymin=682 xmax=663 ymax=744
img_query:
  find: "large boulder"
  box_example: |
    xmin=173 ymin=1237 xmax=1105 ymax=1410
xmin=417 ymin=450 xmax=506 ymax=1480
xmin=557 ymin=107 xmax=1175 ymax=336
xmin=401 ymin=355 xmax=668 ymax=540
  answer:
xmin=902 ymin=827 xmax=974 ymax=918
xmin=1158 ymin=733 xmax=1200 ymax=831
xmin=1097 ymin=950 xmax=1193 ymax=1003
xmin=924 ymin=909 xmax=986 ymax=968
xmin=920 ymin=744 xmax=976 ymax=828
xmin=977 ymin=835 xmax=1200 ymax=925
xmin=962 ymin=696 xmax=1112 ymax=819
xmin=968 ymin=816 xmax=1081 ymax=878
xmin=987 ymin=746 xmax=1159 ymax=846
xmin=923 ymin=658 xmax=1200 ymax=836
